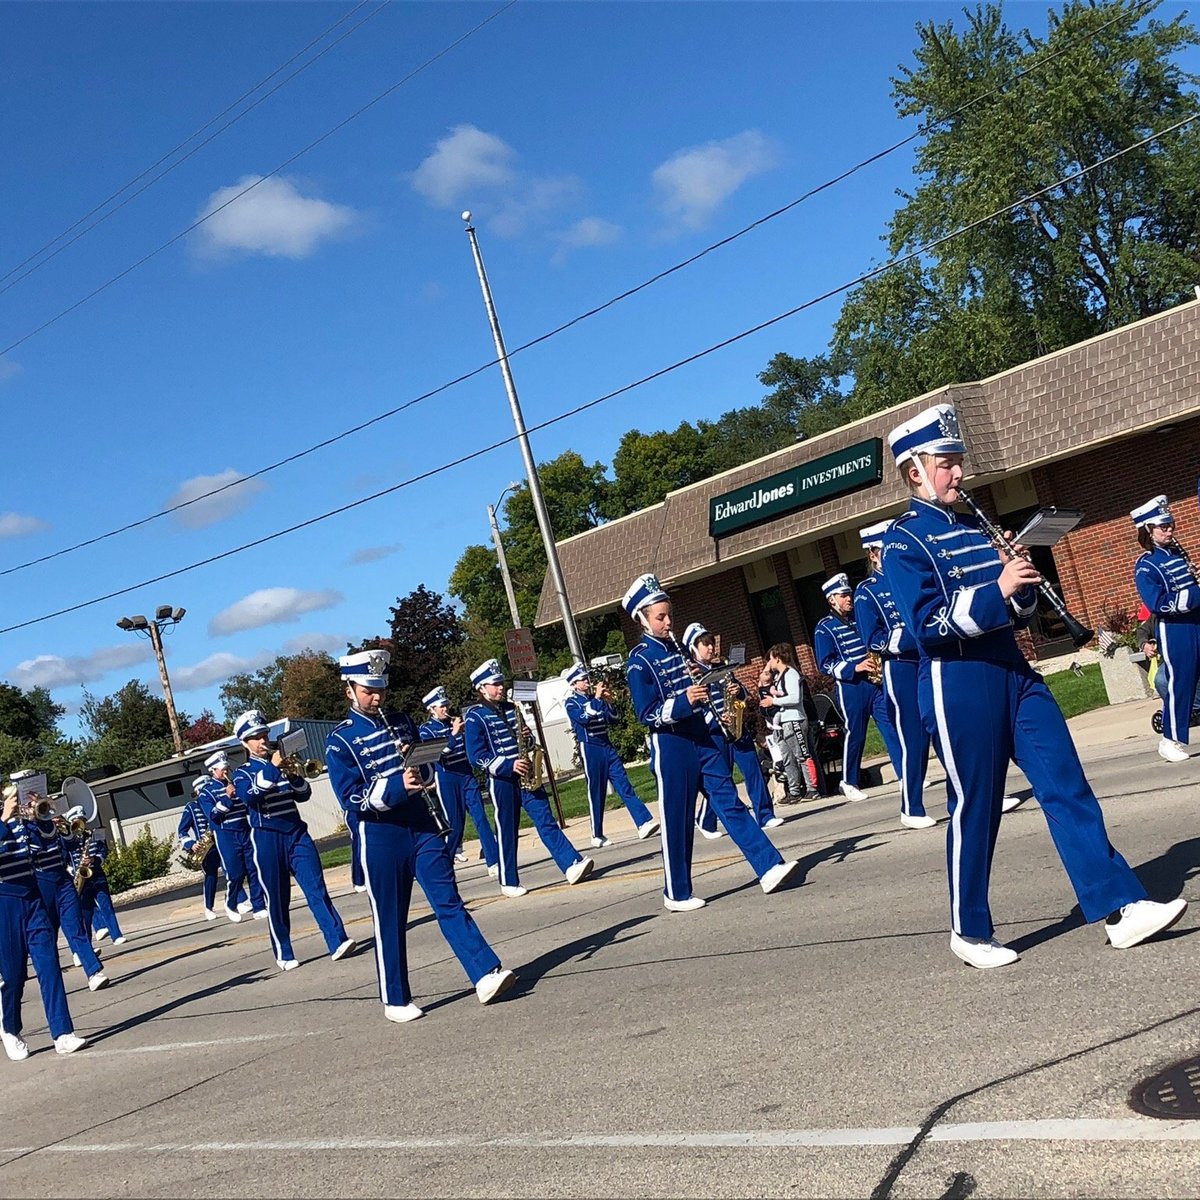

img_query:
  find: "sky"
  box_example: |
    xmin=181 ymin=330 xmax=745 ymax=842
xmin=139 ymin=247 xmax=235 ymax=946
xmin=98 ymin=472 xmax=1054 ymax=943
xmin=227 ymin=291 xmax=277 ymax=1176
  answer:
xmin=0 ymin=0 xmax=1190 ymax=735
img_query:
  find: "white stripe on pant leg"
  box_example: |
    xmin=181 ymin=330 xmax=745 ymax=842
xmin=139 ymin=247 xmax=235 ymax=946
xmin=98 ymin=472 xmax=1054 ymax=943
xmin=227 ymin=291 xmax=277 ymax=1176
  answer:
xmin=884 ymin=662 xmax=910 ymax=815
xmin=651 ymin=733 xmax=677 ymax=902
xmin=837 ymin=684 xmax=851 ymax=780
xmin=1159 ymin=622 xmax=1180 ymax=741
xmin=358 ymin=821 xmax=387 ymax=1004
xmin=489 ymin=779 xmax=509 ymax=887
xmin=248 ymin=829 xmax=282 ymax=961
xmin=580 ymin=751 xmax=599 ymax=839
xmin=931 ymin=661 xmax=966 ymax=934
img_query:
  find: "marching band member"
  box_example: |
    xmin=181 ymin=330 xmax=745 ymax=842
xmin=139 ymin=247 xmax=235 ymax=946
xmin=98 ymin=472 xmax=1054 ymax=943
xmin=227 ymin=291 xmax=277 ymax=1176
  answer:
xmin=326 ymin=652 xmax=515 ymax=1022
xmin=179 ymin=778 xmax=222 ymax=921
xmin=759 ymin=645 xmax=822 ymax=801
xmin=463 ymin=659 xmax=594 ymax=898
xmin=203 ymin=752 xmax=266 ymax=922
xmin=1132 ymin=495 xmax=1200 ymax=763
xmin=853 ymin=521 xmax=935 ymax=830
xmin=420 ymin=686 xmax=500 ymax=874
xmin=623 ymin=574 xmax=799 ymax=912
xmin=884 ymin=402 xmax=1187 ymax=967
xmin=0 ymin=783 xmax=86 ymax=1060
xmin=814 ymin=574 xmax=902 ymax=803
xmin=66 ymin=826 xmax=126 ymax=946
xmin=683 ymin=626 xmax=782 ymax=833
xmin=225 ymin=710 xmax=356 ymax=971
xmin=562 ymin=664 xmax=660 ymax=847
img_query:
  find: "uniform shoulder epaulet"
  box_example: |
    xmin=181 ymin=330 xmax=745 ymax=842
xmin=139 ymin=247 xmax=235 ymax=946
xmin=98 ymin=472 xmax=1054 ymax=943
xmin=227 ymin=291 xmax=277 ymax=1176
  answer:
xmin=335 ymin=717 xmax=354 ymax=729
xmin=890 ymin=509 xmax=918 ymax=527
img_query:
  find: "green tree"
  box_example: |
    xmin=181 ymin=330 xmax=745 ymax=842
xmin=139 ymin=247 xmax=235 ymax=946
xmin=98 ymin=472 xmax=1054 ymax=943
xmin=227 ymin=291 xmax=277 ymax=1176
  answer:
xmin=0 ymin=682 xmax=64 ymax=743
xmin=79 ymin=680 xmax=180 ymax=771
xmin=279 ymin=651 xmax=346 ymax=721
xmin=604 ymin=423 xmax=714 ymax=517
xmin=220 ymin=660 xmax=284 ymax=725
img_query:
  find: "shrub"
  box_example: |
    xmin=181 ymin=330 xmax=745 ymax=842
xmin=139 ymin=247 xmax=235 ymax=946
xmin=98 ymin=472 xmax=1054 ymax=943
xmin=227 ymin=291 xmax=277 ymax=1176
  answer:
xmin=104 ymin=824 xmax=175 ymax=894
xmin=1096 ymin=598 xmax=1142 ymax=657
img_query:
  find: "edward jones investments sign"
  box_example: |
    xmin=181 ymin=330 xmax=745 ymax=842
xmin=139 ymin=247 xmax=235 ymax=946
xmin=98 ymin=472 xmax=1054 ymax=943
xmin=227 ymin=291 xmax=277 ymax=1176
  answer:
xmin=708 ymin=438 xmax=883 ymax=538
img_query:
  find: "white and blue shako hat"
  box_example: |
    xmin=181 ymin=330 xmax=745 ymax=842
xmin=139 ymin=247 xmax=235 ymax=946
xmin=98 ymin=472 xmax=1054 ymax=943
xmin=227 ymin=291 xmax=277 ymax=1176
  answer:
xmin=339 ymin=649 xmax=390 ymax=689
xmin=471 ymin=658 xmax=505 ymax=688
xmin=563 ymin=663 xmax=589 ymax=686
xmin=822 ymin=572 xmax=852 ymax=599
xmin=681 ymin=622 xmax=710 ymax=656
xmin=859 ymin=520 xmax=891 ymax=551
xmin=422 ymin=686 xmax=449 ymax=710
xmin=1130 ymin=495 xmax=1172 ymax=528
xmin=622 ymin=573 xmax=669 ymax=622
xmin=191 ymin=776 xmax=207 ymax=796
xmin=234 ymin=709 xmax=270 ymax=741
xmin=203 ymin=750 xmax=228 ymax=772
xmin=887 ymin=403 xmax=966 ymax=466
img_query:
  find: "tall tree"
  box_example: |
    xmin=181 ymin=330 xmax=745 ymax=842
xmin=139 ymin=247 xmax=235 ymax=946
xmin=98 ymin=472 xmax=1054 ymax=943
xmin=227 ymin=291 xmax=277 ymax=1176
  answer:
xmin=80 ymin=680 xmax=179 ymax=771
xmin=182 ymin=709 xmax=229 ymax=748
xmin=604 ymin=423 xmax=714 ymax=517
xmin=0 ymin=682 xmax=64 ymax=743
xmin=220 ymin=660 xmax=284 ymax=726
xmin=279 ymin=651 xmax=349 ymax=721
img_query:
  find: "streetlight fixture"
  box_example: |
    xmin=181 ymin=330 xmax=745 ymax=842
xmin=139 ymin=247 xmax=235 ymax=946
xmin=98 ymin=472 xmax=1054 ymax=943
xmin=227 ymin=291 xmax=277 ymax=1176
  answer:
xmin=462 ymin=211 xmax=585 ymax=666
xmin=116 ymin=605 xmax=186 ymax=756
xmin=487 ymin=481 xmax=523 ymax=631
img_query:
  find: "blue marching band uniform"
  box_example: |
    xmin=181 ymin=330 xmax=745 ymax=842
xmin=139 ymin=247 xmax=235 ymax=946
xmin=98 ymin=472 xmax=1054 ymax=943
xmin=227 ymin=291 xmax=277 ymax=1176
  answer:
xmin=1132 ymin=493 xmax=1200 ymax=763
xmin=326 ymin=651 xmax=514 ymax=1022
xmin=852 ymin=521 xmax=935 ymax=829
xmin=464 ymin=659 xmax=593 ymax=897
xmin=562 ymin=663 xmax=659 ymax=847
xmin=178 ymin=780 xmax=223 ymax=920
xmin=420 ymin=686 xmax=500 ymax=872
xmin=622 ymin=576 xmax=798 ymax=911
xmin=813 ymin=575 xmax=902 ymax=802
xmin=883 ymin=401 xmax=1186 ymax=967
xmin=680 ymin=624 xmax=780 ymax=835
xmin=66 ymin=827 xmax=125 ymax=946
xmin=221 ymin=709 xmax=355 ymax=971
xmin=200 ymin=751 xmax=266 ymax=921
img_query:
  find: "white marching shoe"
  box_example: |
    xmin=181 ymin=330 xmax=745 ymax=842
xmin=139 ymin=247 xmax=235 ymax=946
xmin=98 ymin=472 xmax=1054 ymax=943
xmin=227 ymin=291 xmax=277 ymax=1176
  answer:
xmin=93 ymin=928 xmax=109 ymax=942
xmin=87 ymin=972 xmax=110 ymax=992
xmin=454 ymin=852 xmax=469 ymax=864
xmin=237 ymin=899 xmax=254 ymax=914
xmin=760 ymin=860 xmax=801 ymax=895
xmin=2 ymin=1032 xmax=29 ymax=1061
xmin=224 ymin=904 xmax=243 ymax=923
xmin=1105 ymin=898 xmax=1188 ymax=949
xmin=590 ymin=836 xmax=611 ymax=849
xmin=204 ymin=908 xmax=218 ymax=922
xmin=252 ymin=909 xmax=268 ymax=920
xmin=384 ymin=1003 xmax=425 ymax=1023
xmin=277 ymin=958 xmax=300 ymax=971
xmin=1001 ymin=795 xmax=1027 ymax=814
xmin=112 ymin=936 xmax=127 ymax=946
xmin=1158 ymin=738 xmax=1190 ymax=763
xmin=54 ymin=1033 xmax=87 ymax=1055
xmin=899 ymin=813 xmax=937 ymax=830
xmin=486 ymin=864 xmax=500 ymax=877
xmin=636 ymin=819 xmax=660 ymax=840
xmin=950 ymin=932 xmax=1019 ymax=969
xmin=353 ymin=884 xmax=367 ymax=893
xmin=664 ymin=895 xmax=706 ymax=913
xmin=697 ymin=826 xmax=724 ymax=840
xmin=475 ymin=967 xmax=517 ymax=1005
xmin=839 ymin=782 xmax=869 ymax=802
xmin=331 ymin=939 xmax=357 ymax=961
xmin=71 ymin=953 xmax=82 ymax=967
xmin=763 ymin=816 xmax=785 ymax=829
xmin=565 ymin=857 xmax=595 ymax=886
xmin=500 ymin=885 xmax=528 ymax=898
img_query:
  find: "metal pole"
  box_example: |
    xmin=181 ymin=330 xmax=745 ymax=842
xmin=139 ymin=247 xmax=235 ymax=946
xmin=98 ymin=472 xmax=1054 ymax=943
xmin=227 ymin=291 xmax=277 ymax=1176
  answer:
xmin=463 ymin=214 xmax=585 ymax=666
xmin=487 ymin=502 xmax=523 ymax=630
xmin=148 ymin=621 xmax=185 ymax=756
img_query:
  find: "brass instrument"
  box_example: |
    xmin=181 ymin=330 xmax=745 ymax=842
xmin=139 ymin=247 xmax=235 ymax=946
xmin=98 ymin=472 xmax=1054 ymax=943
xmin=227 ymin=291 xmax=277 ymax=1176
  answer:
xmin=864 ymin=651 xmax=884 ymax=686
xmin=73 ymin=830 xmax=95 ymax=894
xmin=724 ymin=675 xmax=746 ymax=741
xmin=378 ymin=711 xmax=452 ymax=838
xmin=514 ymin=703 xmax=546 ymax=790
xmin=178 ymin=828 xmax=216 ymax=872
xmin=19 ymin=793 xmax=56 ymax=822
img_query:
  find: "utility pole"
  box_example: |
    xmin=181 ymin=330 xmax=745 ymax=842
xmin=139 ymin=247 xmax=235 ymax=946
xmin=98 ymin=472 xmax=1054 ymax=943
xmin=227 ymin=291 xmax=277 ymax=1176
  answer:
xmin=116 ymin=606 xmax=186 ymax=756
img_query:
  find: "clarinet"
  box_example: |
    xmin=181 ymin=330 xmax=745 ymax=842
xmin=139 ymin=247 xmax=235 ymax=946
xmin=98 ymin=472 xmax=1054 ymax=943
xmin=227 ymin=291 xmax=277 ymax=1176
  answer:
xmin=669 ymin=634 xmax=735 ymax=742
xmin=378 ymin=710 xmax=451 ymax=838
xmin=954 ymin=484 xmax=1094 ymax=649
xmin=1167 ymin=534 xmax=1198 ymax=579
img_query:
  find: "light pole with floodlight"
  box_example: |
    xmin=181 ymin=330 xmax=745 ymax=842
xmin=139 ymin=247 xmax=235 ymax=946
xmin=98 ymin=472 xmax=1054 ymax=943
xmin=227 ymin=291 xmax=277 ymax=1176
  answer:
xmin=116 ymin=605 xmax=187 ymax=756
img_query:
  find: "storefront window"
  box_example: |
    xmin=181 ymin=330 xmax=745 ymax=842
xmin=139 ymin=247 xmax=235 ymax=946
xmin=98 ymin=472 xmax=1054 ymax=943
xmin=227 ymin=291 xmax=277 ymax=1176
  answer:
xmin=794 ymin=561 xmax=867 ymax=637
xmin=749 ymin=586 xmax=792 ymax=652
xmin=997 ymin=504 xmax=1070 ymax=646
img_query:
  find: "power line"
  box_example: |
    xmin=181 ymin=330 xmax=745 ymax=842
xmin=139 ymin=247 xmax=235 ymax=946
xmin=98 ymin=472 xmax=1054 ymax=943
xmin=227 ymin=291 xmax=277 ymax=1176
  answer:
xmin=0 ymin=3 xmax=392 ymax=299
xmin=1 ymin=107 xmax=1191 ymax=637
xmin=0 ymin=0 xmax=1149 ymax=582
xmin=0 ymin=0 xmax=518 ymax=363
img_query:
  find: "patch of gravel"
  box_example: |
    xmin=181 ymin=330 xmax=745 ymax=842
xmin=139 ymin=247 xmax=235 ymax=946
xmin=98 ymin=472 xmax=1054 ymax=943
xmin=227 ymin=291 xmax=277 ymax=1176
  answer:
xmin=111 ymin=870 xmax=199 ymax=906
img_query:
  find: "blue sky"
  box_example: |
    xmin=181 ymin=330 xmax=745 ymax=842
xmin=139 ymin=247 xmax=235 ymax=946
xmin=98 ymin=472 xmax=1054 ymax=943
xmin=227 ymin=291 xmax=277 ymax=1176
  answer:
xmin=0 ymin=0 xmax=1182 ymax=733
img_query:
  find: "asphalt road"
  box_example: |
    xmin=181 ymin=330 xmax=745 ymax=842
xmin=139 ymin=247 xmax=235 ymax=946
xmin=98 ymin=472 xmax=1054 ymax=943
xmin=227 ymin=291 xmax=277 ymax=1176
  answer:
xmin=2 ymin=715 xmax=1199 ymax=1199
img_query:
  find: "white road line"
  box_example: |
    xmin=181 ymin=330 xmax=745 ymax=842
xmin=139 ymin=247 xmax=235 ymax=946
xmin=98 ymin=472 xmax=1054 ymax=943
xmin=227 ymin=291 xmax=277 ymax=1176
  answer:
xmin=86 ymin=1032 xmax=305 ymax=1057
xmin=5 ymin=1118 xmax=1200 ymax=1154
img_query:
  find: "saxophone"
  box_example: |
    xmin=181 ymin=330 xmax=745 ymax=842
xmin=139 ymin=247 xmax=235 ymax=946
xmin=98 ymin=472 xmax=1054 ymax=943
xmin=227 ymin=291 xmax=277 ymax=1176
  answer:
xmin=73 ymin=830 xmax=95 ymax=894
xmin=514 ymin=703 xmax=545 ymax=790
xmin=864 ymin=651 xmax=884 ymax=686
xmin=178 ymin=828 xmax=216 ymax=872
xmin=724 ymin=675 xmax=746 ymax=741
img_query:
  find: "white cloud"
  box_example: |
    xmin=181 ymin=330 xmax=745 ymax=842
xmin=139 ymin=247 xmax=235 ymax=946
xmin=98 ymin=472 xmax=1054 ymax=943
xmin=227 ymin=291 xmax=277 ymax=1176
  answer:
xmin=209 ymin=588 xmax=343 ymax=637
xmin=552 ymin=216 xmax=622 ymax=262
xmin=411 ymin=125 xmax=517 ymax=207
xmin=9 ymin=642 xmax=153 ymax=690
xmin=167 ymin=468 xmax=266 ymax=530
xmin=172 ymin=651 xmax=273 ymax=692
xmin=348 ymin=544 xmax=402 ymax=565
xmin=195 ymin=175 xmax=357 ymax=259
xmin=492 ymin=175 xmax=583 ymax=238
xmin=0 ymin=358 xmax=21 ymax=382
xmin=281 ymin=632 xmax=347 ymax=656
xmin=652 ymin=130 xmax=779 ymax=230
xmin=0 ymin=512 xmax=50 ymax=538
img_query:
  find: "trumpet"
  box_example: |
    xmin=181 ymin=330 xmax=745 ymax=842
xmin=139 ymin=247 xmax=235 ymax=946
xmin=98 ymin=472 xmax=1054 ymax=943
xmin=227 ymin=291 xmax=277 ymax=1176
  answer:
xmin=19 ymin=793 xmax=56 ymax=822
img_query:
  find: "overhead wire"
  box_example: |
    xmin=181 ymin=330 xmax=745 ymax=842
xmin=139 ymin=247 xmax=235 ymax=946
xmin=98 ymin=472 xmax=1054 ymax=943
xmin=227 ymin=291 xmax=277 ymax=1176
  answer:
xmin=1 ymin=105 xmax=1192 ymax=636
xmin=0 ymin=0 xmax=1150 ymax=582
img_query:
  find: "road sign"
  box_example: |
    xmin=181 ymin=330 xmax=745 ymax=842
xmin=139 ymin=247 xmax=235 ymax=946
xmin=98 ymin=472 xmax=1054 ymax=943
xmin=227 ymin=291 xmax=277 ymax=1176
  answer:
xmin=504 ymin=627 xmax=538 ymax=676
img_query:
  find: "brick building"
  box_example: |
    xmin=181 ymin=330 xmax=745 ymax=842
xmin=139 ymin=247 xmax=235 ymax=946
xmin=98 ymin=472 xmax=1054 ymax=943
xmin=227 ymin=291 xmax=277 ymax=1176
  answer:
xmin=535 ymin=299 xmax=1200 ymax=690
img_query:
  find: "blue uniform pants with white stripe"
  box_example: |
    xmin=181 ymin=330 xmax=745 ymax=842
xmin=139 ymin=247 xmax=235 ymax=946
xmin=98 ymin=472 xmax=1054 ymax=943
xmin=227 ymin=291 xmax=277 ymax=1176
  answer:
xmin=652 ymin=731 xmax=782 ymax=902
xmin=34 ymin=873 xmax=102 ymax=976
xmin=214 ymin=825 xmax=265 ymax=913
xmin=432 ymin=770 xmax=467 ymax=858
xmin=882 ymin=659 xmax=931 ymax=819
xmin=581 ymin=742 xmax=653 ymax=839
xmin=1157 ymin=617 xmax=1200 ymax=744
xmin=836 ymin=679 xmax=903 ymax=788
xmin=345 ymin=810 xmax=365 ymax=889
xmin=0 ymin=889 xmax=73 ymax=1040
xmin=359 ymin=819 xmax=500 ymax=1007
xmin=488 ymin=778 xmax=581 ymax=888
xmin=697 ymin=742 xmax=776 ymax=831
xmin=84 ymin=883 xmax=124 ymax=942
xmin=438 ymin=771 xmax=498 ymax=866
xmin=249 ymin=826 xmax=348 ymax=962
xmin=196 ymin=847 xmax=220 ymax=910
xmin=921 ymin=658 xmax=1145 ymax=940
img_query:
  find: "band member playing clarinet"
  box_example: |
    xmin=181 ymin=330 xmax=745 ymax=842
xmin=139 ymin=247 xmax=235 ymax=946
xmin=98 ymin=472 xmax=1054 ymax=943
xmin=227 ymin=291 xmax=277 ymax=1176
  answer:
xmin=203 ymin=751 xmax=266 ymax=922
xmin=224 ymin=710 xmax=355 ymax=971
xmin=1132 ymin=495 xmax=1200 ymax=763
xmin=326 ymin=652 xmax=515 ymax=1022
xmin=563 ymin=663 xmax=659 ymax=847
xmin=622 ymin=575 xmax=799 ymax=912
xmin=463 ymin=659 xmax=594 ymax=898
xmin=884 ymin=402 xmax=1187 ymax=968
